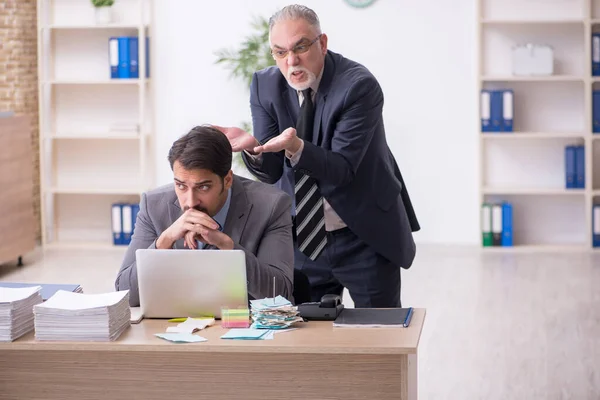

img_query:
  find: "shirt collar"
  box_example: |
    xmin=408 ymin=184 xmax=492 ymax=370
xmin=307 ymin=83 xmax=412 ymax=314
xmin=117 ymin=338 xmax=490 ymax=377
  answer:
xmin=212 ymin=187 xmax=232 ymax=230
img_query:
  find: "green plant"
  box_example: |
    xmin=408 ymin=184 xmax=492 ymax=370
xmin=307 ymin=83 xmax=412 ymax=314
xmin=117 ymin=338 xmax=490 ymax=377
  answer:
xmin=214 ymin=15 xmax=276 ymax=176
xmin=91 ymin=0 xmax=114 ymax=7
xmin=214 ymin=16 xmax=276 ymax=90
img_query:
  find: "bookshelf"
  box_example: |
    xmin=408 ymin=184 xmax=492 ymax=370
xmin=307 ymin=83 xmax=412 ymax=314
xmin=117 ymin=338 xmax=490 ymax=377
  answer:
xmin=477 ymin=0 xmax=600 ymax=250
xmin=37 ymin=0 xmax=154 ymax=250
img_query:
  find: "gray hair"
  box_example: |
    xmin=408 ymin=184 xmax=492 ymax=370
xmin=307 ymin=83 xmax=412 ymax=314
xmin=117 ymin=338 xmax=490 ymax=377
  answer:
xmin=268 ymin=4 xmax=322 ymax=34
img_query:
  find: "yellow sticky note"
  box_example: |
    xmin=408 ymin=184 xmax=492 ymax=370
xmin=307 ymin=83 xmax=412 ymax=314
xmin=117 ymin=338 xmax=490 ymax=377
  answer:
xmin=167 ymin=317 xmax=214 ymax=323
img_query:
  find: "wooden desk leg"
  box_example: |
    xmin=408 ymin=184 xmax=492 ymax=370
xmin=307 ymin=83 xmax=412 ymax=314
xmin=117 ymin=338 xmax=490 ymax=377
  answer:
xmin=407 ymin=353 xmax=418 ymax=400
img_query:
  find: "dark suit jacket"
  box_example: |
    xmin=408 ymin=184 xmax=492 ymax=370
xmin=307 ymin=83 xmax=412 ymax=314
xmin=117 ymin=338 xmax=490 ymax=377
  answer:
xmin=115 ymin=175 xmax=295 ymax=306
xmin=242 ymin=50 xmax=420 ymax=268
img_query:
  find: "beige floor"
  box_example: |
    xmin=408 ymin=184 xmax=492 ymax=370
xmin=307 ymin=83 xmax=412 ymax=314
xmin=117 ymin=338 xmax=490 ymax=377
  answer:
xmin=1 ymin=244 xmax=600 ymax=399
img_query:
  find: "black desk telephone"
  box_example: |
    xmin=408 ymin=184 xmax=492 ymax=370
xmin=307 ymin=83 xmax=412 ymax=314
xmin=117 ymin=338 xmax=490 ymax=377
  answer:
xmin=298 ymin=294 xmax=344 ymax=321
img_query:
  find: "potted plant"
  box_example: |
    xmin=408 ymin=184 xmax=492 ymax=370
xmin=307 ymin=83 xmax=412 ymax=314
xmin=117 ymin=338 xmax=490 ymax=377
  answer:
xmin=214 ymin=16 xmax=276 ymax=176
xmin=91 ymin=0 xmax=115 ymax=25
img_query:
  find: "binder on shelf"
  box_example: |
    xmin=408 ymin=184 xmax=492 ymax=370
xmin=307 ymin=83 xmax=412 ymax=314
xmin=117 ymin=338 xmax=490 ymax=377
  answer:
xmin=109 ymin=36 xmax=149 ymax=79
xmin=110 ymin=202 xmax=140 ymax=246
xmin=146 ymin=36 xmax=150 ymax=78
xmin=491 ymin=204 xmax=502 ymax=246
xmin=593 ymin=33 xmax=600 ymax=77
xmin=117 ymin=37 xmax=130 ymax=79
xmin=481 ymin=203 xmax=492 ymax=246
xmin=575 ymin=145 xmax=585 ymax=189
xmin=565 ymin=145 xmax=576 ymax=189
xmin=502 ymin=90 xmax=513 ymax=132
xmin=481 ymin=90 xmax=491 ymax=132
xmin=111 ymin=203 xmax=123 ymax=245
xmin=108 ymin=37 xmax=119 ymax=79
xmin=501 ymin=202 xmax=513 ymax=247
xmin=593 ymin=204 xmax=600 ymax=247
xmin=594 ymin=91 xmax=600 ymax=133
xmin=129 ymin=37 xmax=139 ymax=79
xmin=490 ymin=90 xmax=503 ymax=132
xmin=121 ymin=204 xmax=133 ymax=245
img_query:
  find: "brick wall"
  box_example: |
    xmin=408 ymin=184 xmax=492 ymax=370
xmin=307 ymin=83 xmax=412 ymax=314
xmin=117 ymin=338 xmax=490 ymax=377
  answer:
xmin=0 ymin=0 xmax=41 ymax=240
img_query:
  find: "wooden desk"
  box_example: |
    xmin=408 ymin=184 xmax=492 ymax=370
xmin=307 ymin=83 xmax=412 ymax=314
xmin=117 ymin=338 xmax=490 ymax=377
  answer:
xmin=0 ymin=309 xmax=425 ymax=400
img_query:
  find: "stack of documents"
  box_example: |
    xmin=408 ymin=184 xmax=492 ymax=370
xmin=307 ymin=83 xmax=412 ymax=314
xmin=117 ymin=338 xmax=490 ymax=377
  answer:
xmin=250 ymin=295 xmax=303 ymax=330
xmin=0 ymin=286 xmax=43 ymax=341
xmin=34 ymin=290 xmax=131 ymax=341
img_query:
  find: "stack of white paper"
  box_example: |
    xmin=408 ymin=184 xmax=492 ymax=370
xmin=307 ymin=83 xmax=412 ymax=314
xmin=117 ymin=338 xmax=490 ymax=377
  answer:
xmin=0 ymin=286 xmax=43 ymax=341
xmin=34 ymin=290 xmax=131 ymax=341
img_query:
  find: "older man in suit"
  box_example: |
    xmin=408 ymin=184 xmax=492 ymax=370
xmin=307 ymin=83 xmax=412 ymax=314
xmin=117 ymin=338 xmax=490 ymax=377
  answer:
xmin=215 ymin=4 xmax=420 ymax=308
xmin=115 ymin=126 xmax=294 ymax=307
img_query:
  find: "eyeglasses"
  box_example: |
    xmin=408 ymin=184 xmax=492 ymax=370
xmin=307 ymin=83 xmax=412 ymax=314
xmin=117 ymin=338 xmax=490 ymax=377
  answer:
xmin=271 ymin=35 xmax=322 ymax=59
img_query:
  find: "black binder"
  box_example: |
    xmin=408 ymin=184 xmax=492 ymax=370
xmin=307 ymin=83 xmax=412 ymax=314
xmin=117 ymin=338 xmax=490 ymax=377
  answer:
xmin=333 ymin=307 xmax=413 ymax=328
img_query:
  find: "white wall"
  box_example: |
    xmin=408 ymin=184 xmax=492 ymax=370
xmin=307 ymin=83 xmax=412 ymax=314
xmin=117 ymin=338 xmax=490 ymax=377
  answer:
xmin=152 ymin=0 xmax=479 ymax=245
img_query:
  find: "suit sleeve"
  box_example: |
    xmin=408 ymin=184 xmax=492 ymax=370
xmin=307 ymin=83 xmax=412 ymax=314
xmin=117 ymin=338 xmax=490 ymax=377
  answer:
xmin=233 ymin=193 xmax=294 ymax=301
xmin=241 ymin=72 xmax=285 ymax=184
xmin=114 ymin=192 xmax=159 ymax=307
xmin=294 ymin=75 xmax=383 ymax=190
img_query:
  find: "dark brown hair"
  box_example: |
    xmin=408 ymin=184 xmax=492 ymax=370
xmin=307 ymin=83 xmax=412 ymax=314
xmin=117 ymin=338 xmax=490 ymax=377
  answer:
xmin=168 ymin=125 xmax=232 ymax=178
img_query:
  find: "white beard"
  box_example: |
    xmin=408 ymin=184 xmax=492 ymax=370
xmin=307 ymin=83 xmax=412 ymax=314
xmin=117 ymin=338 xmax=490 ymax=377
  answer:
xmin=286 ymin=67 xmax=316 ymax=91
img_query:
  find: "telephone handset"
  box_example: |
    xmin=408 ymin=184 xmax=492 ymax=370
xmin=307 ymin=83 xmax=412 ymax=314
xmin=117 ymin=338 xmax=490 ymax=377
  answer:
xmin=298 ymin=294 xmax=344 ymax=320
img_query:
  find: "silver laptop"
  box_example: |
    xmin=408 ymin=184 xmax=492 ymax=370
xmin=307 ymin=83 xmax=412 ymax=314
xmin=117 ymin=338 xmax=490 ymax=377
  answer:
xmin=136 ymin=249 xmax=248 ymax=319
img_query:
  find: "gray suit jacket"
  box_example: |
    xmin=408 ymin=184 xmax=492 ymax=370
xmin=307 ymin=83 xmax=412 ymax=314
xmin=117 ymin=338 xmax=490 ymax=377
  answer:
xmin=115 ymin=175 xmax=294 ymax=306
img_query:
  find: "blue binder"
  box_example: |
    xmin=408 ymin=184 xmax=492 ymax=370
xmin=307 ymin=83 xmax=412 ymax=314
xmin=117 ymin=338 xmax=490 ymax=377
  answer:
xmin=146 ymin=36 xmax=150 ymax=78
xmin=109 ymin=37 xmax=119 ymax=78
xmin=481 ymin=90 xmax=491 ymax=132
xmin=501 ymin=202 xmax=513 ymax=247
xmin=593 ymin=33 xmax=600 ymax=77
xmin=117 ymin=37 xmax=130 ymax=79
xmin=575 ymin=145 xmax=585 ymax=188
xmin=111 ymin=203 xmax=123 ymax=245
xmin=129 ymin=37 xmax=139 ymax=78
xmin=501 ymin=90 xmax=513 ymax=132
xmin=490 ymin=90 xmax=503 ymax=132
xmin=565 ymin=146 xmax=576 ymax=189
xmin=594 ymin=91 xmax=600 ymax=133
xmin=593 ymin=204 xmax=600 ymax=247
xmin=121 ymin=204 xmax=133 ymax=245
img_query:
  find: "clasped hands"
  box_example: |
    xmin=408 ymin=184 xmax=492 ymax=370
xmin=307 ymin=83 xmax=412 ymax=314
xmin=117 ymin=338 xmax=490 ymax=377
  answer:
xmin=158 ymin=208 xmax=233 ymax=250
xmin=212 ymin=125 xmax=302 ymax=155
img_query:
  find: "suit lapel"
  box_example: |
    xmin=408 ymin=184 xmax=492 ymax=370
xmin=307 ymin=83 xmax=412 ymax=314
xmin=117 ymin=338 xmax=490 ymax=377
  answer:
xmin=282 ymin=83 xmax=299 ymax=127
xmin=223 ymin=176 xmax=252 ymax=245
xmin=312 ymin=53 xmax=334 ymax=146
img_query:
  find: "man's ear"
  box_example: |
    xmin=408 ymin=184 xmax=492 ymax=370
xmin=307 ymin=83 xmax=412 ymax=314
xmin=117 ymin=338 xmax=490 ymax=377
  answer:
xmin=224 ymin=170 xmax=234 ymax=190
xmin=320 ymin=33 xmax=328 ymax=55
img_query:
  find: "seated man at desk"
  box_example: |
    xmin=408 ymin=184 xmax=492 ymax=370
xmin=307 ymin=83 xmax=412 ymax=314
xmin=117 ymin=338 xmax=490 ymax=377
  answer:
xmin=115 ymin=125 xmax=294 ymax=306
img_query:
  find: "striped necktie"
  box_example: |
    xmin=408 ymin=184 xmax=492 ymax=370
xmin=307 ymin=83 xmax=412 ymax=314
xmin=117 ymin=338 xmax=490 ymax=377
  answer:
xmin=294 ymin=88 xmax=327 ymax=261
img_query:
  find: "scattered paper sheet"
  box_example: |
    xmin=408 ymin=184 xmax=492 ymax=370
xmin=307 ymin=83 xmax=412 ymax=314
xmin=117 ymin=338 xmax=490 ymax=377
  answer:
xmin=220 ymin=328 xmax=272 ymax=340
xmin=165 ymin=317 xmax=214 ymax=333
xmin=155 ymin=333 xmax=207 ymax=343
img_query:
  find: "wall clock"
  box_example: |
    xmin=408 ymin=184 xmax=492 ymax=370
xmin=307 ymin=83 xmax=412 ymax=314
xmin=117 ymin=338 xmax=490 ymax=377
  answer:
xmin=344 ymin=0 xmax=377 ymax=8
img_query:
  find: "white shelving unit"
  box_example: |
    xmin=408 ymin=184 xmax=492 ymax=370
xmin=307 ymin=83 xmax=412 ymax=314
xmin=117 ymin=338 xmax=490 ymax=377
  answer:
xmin=477 ymin=0 xmax=600 ymax=250
xmin=37 ymin=0 xmax=154 ymax=249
